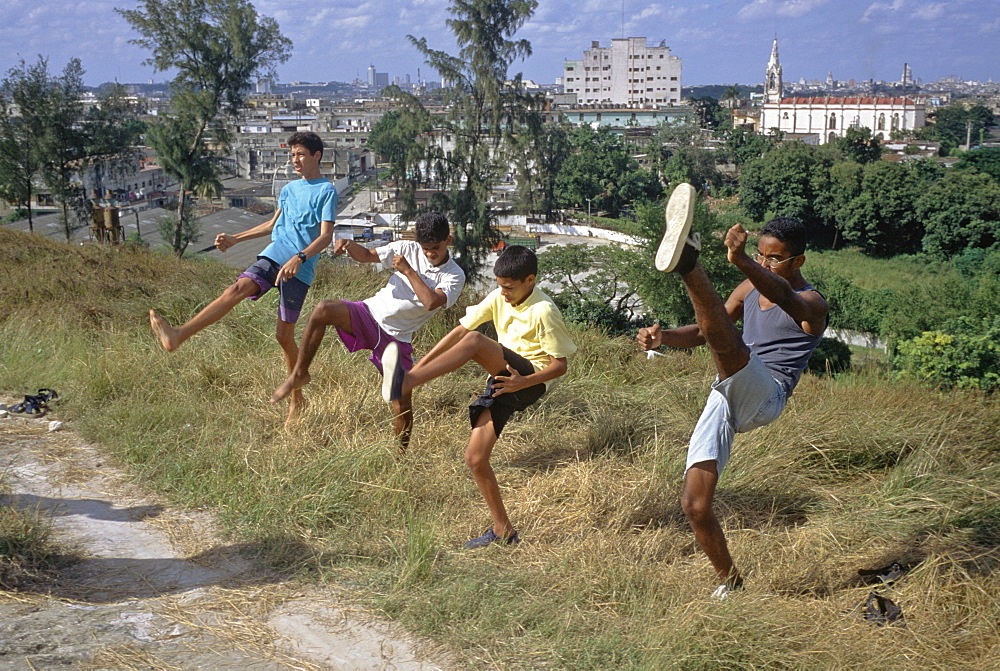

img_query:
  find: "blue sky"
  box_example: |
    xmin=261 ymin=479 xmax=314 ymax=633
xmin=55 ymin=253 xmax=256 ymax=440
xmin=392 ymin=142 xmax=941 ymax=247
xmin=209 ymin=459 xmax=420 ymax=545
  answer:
xmin=1 ymin=1 xmax=997 ymax=88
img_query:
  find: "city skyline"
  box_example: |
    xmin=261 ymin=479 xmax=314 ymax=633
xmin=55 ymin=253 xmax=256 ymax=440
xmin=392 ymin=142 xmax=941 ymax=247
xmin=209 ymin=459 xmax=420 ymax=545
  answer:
xmin=1 ymin=1 xmax=998 ymax=89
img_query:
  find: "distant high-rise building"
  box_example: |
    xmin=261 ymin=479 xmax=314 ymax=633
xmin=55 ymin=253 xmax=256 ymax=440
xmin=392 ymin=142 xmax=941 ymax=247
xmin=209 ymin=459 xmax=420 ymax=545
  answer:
xmin=367 ymin=64 xmax=377 ymax=87
xmin=563 ymin=37 xmax=681 ymax=107
xmin=901 ymin=63 xmax=912 ymax=88
xmin=375 ymin=72 xmax=389 ymax=88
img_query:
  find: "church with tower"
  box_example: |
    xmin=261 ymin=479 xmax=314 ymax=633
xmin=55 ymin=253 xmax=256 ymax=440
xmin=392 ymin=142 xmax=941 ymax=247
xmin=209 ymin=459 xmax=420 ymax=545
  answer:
xmin=758 ymin=39 xmax=925 ymax=144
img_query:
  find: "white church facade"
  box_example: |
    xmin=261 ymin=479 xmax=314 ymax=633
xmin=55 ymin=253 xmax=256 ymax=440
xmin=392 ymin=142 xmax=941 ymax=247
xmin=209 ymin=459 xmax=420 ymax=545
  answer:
xmin=758 ymin=39 xmax=925 ymax=144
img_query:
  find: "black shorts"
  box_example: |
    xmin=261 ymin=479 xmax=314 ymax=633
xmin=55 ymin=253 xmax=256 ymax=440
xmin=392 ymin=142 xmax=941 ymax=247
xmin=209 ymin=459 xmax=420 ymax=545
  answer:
xmin=469 ymin=346 xmax=546 ymax=437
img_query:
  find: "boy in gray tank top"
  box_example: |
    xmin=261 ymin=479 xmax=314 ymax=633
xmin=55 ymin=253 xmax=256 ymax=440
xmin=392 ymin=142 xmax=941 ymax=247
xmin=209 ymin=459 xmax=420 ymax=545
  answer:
xmin=638 ymin=197 xmax=828 ymax=599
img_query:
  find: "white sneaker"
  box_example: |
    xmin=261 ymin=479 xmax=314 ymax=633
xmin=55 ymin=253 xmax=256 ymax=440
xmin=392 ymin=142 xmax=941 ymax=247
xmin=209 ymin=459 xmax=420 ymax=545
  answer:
xmin=710 ymin=584 xmax=732 ymax=601
xmin=655 ymin=182 xmax=698 ymax=273
xmin=381 ymin=341 xmax=404 ymax=402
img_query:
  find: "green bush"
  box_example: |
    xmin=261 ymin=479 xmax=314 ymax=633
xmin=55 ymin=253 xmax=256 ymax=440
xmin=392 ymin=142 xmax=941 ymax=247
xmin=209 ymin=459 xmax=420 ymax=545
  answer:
xmin=807 ymin=337 xmax=852 ymax=376
xmin=556 ymin=297 xmax=639 ymax=337
xmin=895 ymin=316 xmax=1000 ymax=392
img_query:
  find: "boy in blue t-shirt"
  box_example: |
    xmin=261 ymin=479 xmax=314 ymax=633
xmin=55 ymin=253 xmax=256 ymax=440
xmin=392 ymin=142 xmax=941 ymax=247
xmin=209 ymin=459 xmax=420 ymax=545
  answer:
xmin=150 ymin=132 xmax=337 ymax=423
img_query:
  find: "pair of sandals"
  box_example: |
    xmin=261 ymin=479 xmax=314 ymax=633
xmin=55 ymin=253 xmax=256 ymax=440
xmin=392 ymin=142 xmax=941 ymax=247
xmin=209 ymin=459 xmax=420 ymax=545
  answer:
xmin=5 ymin=388 xmax=59 ymax=417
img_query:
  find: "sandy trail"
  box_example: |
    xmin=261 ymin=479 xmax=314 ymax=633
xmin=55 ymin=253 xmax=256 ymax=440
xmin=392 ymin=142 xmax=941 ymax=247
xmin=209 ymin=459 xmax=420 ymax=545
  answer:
xmin=0 ymin=406 xmax=449 ymax=670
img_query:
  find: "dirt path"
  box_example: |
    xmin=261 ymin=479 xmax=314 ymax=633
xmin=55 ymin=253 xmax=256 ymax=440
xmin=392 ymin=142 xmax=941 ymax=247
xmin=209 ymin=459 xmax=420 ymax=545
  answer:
xmin=0 ymin=404 xmax=450 ymax=670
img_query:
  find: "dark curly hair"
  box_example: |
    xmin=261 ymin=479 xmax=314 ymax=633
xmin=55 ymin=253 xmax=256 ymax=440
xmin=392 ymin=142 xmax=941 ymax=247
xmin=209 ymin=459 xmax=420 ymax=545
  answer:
xmin=414 ymin=212 xmax=450 ymax=244
xmin=288 ymin=131 xmax=324 ymax=158
xmin=760 ymin=217 xmax=809 ymax=256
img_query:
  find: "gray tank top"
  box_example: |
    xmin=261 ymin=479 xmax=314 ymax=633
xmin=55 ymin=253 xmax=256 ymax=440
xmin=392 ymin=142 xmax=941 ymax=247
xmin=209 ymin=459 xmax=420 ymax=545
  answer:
xmin=742 ymin=283 xmax=824 ymax=395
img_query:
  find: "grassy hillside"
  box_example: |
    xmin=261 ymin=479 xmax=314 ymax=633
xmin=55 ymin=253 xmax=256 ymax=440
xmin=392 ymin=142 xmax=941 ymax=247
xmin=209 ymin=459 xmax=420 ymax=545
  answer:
xmin=2 ymin=227 xmax=998 ymax=669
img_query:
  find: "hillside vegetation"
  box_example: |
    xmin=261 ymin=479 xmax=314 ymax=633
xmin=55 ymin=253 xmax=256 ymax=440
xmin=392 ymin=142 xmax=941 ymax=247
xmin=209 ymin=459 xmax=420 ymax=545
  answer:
xmin=1 ymin=227 xmax=998 ymax=669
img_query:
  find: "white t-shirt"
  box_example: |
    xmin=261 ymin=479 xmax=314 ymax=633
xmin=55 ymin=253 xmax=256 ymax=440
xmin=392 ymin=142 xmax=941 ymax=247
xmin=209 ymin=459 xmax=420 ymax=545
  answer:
xmin=363 ymin=240 xmax=466 ymax=342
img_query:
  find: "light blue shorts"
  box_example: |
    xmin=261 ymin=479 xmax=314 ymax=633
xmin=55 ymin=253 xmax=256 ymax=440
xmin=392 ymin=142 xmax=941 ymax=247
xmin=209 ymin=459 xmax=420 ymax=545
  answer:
xmin=685 ymin=351 xmax=787 ymax=476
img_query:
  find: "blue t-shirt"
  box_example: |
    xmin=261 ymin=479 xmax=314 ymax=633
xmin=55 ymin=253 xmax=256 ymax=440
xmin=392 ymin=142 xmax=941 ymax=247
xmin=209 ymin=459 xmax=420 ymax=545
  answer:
xmin=259 ymin=178 xmax=337 ymax=286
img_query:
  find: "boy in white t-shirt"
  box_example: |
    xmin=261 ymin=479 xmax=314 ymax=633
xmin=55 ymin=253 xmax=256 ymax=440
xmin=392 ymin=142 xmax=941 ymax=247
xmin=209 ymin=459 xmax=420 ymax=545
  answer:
xmin=270 ymin=212 xmax=465 ymax=448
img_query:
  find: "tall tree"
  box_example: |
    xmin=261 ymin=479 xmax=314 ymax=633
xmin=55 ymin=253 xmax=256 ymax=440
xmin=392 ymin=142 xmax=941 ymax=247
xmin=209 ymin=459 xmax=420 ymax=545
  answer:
xmin=511 ymin=108 xmax=570 ymax=221
xmin=838 ymin=161 xmax=936 ymax=256
xmin=919 ymin=102 xmax=994 ymax=154
xmin=555 ymin=125 xmax=662 ymax=218
xmin=831 ymin=126 xmax=882 ymax=164
xmin=38 ymin=58 xmax=91 ymax=241
xmin=918 ymin=171 xmax=1000 ymax=257
xmin=739 ymin=141 xmax=838 ymax=230
xmin=721 ymin=125 xmax=775 ymax=167
xmin=85 ymin=84 xmax=145 ymax=202
xmin=118 ymin=0 xmax=290 ymax=256
xmin=954 ymin=147 xmax=1000 ymax=185
xmin=406 ymin=0 xmax=538 ymax=281
xmin=367 ymin=91 xmax=434 ymax=222
xmin=0 ymin=57 xmax=51 ymax=233
xmin=721 ymin=84 xmax=741 ymax=109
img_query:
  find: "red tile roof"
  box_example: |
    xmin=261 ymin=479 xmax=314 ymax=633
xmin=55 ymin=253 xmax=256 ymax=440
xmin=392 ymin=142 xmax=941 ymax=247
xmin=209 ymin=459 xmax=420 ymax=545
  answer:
xmin=779 ymin=96 xmax=917 ymax=105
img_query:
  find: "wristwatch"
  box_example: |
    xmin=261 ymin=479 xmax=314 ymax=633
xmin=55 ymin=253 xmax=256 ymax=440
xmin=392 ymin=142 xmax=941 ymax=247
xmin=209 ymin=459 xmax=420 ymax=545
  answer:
xmin=296 ymin=252 xmax=307 ymax=263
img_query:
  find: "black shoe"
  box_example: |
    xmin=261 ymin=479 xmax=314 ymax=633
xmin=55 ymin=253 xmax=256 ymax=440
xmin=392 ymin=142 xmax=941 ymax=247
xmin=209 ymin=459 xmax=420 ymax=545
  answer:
xmin=464 ymin=528 xmax=520 ymax=549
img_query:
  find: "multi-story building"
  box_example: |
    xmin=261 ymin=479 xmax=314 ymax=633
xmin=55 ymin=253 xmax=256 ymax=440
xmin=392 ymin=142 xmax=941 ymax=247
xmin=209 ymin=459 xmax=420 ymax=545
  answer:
xmin=563 ymin=37 xmax=682 ymax=107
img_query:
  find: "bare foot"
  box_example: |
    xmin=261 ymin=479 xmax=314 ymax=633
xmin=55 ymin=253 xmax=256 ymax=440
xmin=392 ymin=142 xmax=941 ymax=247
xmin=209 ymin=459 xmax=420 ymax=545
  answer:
xmin=149 ymin=310 xmax=181 ymax=352
xmin=270 ymin=371 xmax=311 ymax=404
xmin=284 ymin=388 xmax=308 ymax=428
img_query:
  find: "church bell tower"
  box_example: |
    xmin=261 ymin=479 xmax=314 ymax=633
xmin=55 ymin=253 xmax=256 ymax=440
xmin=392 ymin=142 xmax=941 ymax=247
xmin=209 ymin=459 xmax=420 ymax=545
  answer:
xmin=765 ymin=38 xmax=783 ymax=104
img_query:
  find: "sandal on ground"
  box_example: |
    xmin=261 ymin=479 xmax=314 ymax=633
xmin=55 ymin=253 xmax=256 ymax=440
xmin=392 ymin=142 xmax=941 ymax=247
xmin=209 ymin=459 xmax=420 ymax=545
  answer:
xmin=35 ymin=388 xmax=59 ymax=404
xmin=6 ymin=395 xmax=47 ymax=417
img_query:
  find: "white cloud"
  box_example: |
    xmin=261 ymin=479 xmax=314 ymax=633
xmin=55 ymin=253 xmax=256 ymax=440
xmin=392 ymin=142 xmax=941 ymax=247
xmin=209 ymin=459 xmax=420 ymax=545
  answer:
xmin=913 ymin=2 xmax=948 ymax=20
xmin=860 ymin=0 xmax=905 ymax=23
xmin=738 ymin=0 xmax=832 ymax=20
xmin=979 ymin=16 xmax=1000 ymax=33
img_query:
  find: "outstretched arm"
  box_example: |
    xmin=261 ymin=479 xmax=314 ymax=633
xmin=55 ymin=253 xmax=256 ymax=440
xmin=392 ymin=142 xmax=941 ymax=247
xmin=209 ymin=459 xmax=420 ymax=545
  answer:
xmin=724 ymin=224 xmax=828 ymax=335
xmin=215 ymin=209 xmax=279 ymax=251
xmin=333 ymin=238 xmax=381 ymax=263
xmin=637 ymin=282 xmax=750 ymax=350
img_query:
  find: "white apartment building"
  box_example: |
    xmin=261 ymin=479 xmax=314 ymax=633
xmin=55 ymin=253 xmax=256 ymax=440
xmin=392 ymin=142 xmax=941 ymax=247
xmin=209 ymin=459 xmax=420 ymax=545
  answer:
xmin=563 ymin=37 xmax=682 ymax=107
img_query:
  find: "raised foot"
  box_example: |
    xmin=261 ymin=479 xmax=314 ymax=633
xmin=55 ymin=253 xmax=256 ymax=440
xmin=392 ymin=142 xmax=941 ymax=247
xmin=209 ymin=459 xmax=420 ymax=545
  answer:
xmin=655 ymin=182 xmax=699 ymax=274
xmin=149 ymin=310 xmax=180 ymax=352
xmin=271 ymin=371 xmax=311 ymax=404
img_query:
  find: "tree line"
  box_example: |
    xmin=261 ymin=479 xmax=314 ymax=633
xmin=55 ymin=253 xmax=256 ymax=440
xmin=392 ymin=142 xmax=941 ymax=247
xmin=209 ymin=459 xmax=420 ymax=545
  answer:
xmin=0 ymin=57 xmax=142 ymax=240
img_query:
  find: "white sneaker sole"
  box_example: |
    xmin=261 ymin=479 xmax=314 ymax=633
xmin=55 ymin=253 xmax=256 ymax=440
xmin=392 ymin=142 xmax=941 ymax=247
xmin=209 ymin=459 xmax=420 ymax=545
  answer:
xmin=655 ymin=182 xmax=696 ymax=272
xmin=381 ymin=341 xmax=401 ymax=403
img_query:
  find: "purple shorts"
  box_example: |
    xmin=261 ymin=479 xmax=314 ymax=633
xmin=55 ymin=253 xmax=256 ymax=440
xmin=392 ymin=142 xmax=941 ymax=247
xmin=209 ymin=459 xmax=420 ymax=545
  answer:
xmin=239 ymin=257 xmax=309 ymax=324
xmin=335 ymin=301 xmax=413 ymax=373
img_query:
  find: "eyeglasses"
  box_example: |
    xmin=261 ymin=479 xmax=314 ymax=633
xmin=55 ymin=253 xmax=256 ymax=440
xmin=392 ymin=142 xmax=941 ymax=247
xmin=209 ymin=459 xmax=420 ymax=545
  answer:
xmin=752 ymin=253 xmax=799 ymax=267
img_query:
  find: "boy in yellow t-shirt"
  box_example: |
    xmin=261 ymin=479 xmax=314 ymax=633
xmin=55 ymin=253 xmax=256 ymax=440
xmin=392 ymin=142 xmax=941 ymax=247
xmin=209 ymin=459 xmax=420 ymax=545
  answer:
xmin=381 ymin=245 xmax=576 ymax=548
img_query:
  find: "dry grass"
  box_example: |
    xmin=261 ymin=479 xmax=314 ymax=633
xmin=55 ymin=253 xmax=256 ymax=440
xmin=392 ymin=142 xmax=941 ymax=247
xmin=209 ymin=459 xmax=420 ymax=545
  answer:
xmin=2 ymin=227 xmax=999 ymax=669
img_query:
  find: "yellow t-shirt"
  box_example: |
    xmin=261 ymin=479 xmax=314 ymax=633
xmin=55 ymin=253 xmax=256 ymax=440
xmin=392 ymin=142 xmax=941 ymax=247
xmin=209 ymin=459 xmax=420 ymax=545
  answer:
xmin=459 ymin=287 xmax=577 ymax=371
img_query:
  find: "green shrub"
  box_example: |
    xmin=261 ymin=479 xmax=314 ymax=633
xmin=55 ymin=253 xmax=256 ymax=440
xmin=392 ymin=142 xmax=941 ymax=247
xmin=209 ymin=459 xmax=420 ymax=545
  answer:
xmin=895 ymin=316 xmax=1000 ymax=392
xmin=807 ymin=337 xmax=852 ymax=376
